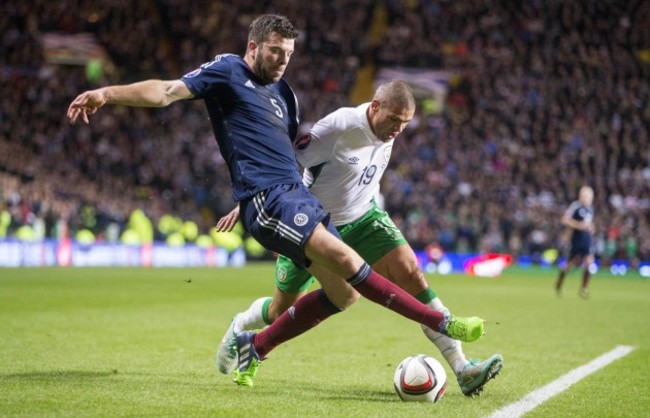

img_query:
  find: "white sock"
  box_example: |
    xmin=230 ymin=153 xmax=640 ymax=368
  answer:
xmin=234 ymin=297 xmax=272 ymax=333
xmin=421 ymin=297 xmax=468 ymax=376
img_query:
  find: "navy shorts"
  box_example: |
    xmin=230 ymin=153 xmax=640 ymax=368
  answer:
xmin=568 ymin=243 xmax=592 ymax=260
xmin=239 ymin=183 xmax=340 ymax=268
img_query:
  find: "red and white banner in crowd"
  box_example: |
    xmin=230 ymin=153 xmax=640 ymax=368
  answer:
xmin=464 ymin=253 xmax=513 ymax=277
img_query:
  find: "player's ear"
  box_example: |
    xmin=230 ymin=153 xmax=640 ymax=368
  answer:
xmin=247 ymin=40 xmax=258 ymax=58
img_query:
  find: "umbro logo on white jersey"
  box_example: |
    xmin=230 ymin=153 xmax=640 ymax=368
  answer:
xmin=245 ymin=79 xmax=255 ymax=89
xmin=348 ymin=157 xmax=360 ymax=164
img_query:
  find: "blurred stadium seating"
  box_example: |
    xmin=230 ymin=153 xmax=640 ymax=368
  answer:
xmin=1 ymin=0 xmax=648 ymax=267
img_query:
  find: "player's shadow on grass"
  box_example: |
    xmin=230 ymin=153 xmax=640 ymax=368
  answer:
xmin=1 ymin=370 xmax=118 ymax=381
xmin=265 ymin=379 xmax=397 ymax=403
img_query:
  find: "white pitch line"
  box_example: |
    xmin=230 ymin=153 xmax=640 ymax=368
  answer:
xmin=488 ymin=345 xmax=635 ymax=418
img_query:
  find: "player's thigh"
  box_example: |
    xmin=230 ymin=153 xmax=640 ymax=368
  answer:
xmin=339 ymin=206 xmax=426 ymax=294
xmin=372 ymin=244 xmax=427 ymax=295
xmin=304 ymin=223 xmax=365 ymax=278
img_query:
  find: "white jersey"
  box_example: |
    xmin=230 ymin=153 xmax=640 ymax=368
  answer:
xmin=296 ymin=103 xmax=393 ymax=226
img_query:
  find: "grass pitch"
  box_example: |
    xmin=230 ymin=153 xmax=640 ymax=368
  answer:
xmin=1 ymin=264 xmax=649 ymax=417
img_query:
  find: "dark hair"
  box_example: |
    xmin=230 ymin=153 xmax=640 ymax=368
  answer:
xmin=248 ymin=14 xmax=298 ymax=44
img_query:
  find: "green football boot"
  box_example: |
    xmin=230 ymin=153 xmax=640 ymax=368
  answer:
xmin=457 ymin=354 xmax=504 ymax=396
xmin=441 ymin=316 xmax=485 ymax=343
xmin=232 ymin=331 xmax=261 ymax=387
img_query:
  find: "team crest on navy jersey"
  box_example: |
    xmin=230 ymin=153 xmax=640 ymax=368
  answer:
xmin=294 ymin=213 xmax=309 ymax=226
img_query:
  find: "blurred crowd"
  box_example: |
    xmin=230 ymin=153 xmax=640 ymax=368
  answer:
xmin=1 ymin=0 xmax=649 ymax=266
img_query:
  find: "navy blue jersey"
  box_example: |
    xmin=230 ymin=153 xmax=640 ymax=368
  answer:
xmin=181 ymin=54 xmax=302 ymax=201
xmin=564 ymin=200 xmax=594 ymax=250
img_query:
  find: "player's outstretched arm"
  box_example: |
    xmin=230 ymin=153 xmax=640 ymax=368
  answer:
xmin=67 ymin=79 xmax=194 ymax=124
xmin=215 ymin=206 xmax=241 ymax=232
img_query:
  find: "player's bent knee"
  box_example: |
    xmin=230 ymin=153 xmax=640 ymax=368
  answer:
xmin=320 ymin=285 xmax=360 ymax=310
xmin=336 ymin=291 xmax=360 ymax=310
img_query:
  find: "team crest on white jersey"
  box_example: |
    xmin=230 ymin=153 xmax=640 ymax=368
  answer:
xmin=348 ymin=157 xmax=360 ymax=164
xmin=294 ymin=213 xmax=309 ymax=226
xmin=384 ymin=145 xmax=392 ymax=163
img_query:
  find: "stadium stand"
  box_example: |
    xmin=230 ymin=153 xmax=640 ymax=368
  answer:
xmin=1 ymin=0 xmax=648 ymax=266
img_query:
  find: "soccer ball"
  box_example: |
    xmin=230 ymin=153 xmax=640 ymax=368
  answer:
xmin=393 ymin=355 xmax=447 ymax=402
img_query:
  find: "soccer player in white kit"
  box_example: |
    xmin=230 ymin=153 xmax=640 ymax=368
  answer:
xmin=216 ymin=80 xmax=503 ymax=395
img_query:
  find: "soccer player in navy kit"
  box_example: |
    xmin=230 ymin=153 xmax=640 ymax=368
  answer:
xmin=67 ymin=14 xmax=485 ymax=387
xmin=555 ymin=186 xmax=595 ymax=298
xmin=216 ymin=81 xmax=503 ymax=395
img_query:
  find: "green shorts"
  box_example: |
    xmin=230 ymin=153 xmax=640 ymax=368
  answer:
xmin=274 ymin=202 xmax=407 ymax=294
